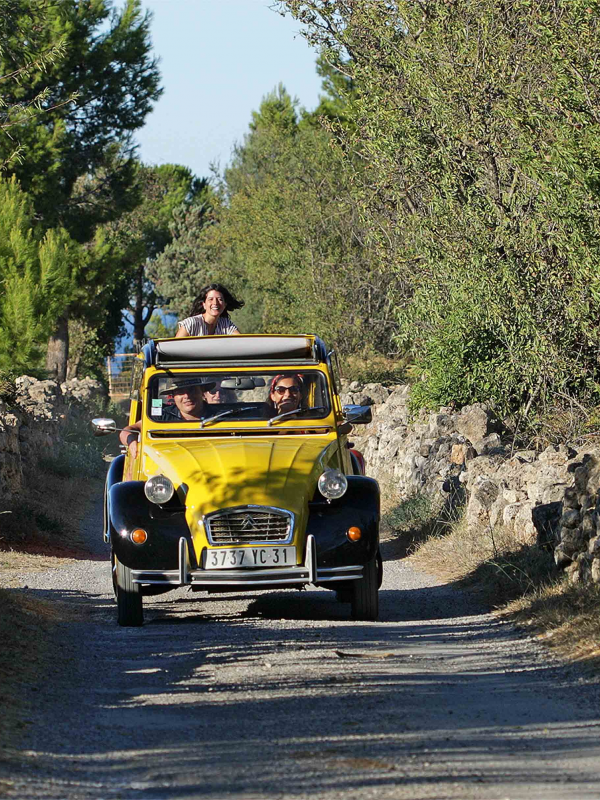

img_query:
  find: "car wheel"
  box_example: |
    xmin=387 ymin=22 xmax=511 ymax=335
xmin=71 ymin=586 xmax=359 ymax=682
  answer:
xmin=351 ymin=556 xmax=379 ymax=621
xmin=115 ymin=554 xmax=143 ymax=627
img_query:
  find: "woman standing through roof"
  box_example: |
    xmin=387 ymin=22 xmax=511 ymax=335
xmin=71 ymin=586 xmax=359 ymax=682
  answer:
xmin=175 ymin=283 xmax=244 ymax=337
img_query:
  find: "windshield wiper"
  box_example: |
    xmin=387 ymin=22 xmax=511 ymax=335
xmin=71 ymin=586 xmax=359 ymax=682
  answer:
xmin=200 ymin=406 xmax=257 ymax=428
xmin=268 ymin=407 xmax=326 ymax=426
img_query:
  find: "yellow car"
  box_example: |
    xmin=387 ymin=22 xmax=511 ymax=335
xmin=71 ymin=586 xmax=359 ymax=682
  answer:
xmin=93 ymin=334 xmax=381 ymax=626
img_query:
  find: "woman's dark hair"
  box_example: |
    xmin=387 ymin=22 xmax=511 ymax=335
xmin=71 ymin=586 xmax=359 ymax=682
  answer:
xmin=190 ymin=283 xmax=245 ymax=318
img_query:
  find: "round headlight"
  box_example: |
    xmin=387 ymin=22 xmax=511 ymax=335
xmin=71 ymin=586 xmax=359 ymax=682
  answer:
xmin=318 ymin=469 xmax=348 ymax=500
xmin=144 ymin=474 xmax=174 ymax=504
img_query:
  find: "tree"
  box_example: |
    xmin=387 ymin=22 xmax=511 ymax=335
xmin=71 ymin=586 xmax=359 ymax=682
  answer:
xmin=105 ymin=163 xmax=198 ymax=350
xmin=152 ymin=83 xmax=401 ymax=355
xmin=0 ymin=0 xmax=76 ymax=169
xmin=0 ymin=177 xmax=79 ymax=373
xmin=283 ymin=0 xmax=600 ymax=417
xmin=147 ymin=181 xmax=224 ymax=318
xmin=0 ymin=0 xmax=162 ymax=236
xmin=0 ymin=0 xmax=162 ymax=379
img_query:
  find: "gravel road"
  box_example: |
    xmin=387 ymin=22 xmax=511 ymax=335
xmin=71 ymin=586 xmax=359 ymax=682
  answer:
xmin=2 ymin=500 xmax=600 ymax=800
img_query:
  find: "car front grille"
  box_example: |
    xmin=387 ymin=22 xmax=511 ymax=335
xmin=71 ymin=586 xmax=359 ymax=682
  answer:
xmin=205 ymin=506 xmax=293 ymax=545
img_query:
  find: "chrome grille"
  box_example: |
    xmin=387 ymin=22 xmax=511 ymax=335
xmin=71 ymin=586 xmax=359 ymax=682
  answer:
xmin=205 ymin=506 xmax=292 ymax=545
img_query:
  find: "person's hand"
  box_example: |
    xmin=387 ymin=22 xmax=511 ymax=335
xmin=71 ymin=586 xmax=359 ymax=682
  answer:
xmin=119 ymin=427 xmax=139 ymax=459
xmin=126 ymin=432 xmax=138 ymax=460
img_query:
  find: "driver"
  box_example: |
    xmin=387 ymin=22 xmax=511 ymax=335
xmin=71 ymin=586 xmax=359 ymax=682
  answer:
xmin=118 ymin=377 xmax=216 ymax=458
xmin=160 ymin=377 xmax=216 ymax=421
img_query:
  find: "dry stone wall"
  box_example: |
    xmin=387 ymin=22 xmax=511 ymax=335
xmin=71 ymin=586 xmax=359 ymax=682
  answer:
xmin=0 ymin=376 xmax=106 ymax=501
xmin=342 ymin=380 xmax=600 ymax=585
xmin=4 ymin=374 xmax=598 ymax=585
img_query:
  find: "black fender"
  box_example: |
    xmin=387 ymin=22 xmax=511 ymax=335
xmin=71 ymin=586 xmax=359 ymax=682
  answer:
xmin=306 ymin=476 xmax=380 ymax=568
xmin=109 ymin=481 xmax=193 ymax=571
xmin=103 ymin=454 xmax=125 ymax=542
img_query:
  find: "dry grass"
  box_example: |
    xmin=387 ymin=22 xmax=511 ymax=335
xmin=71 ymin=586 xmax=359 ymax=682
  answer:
xmin=401 ymin=501 xmax=600 ymax=671
xmin=411 ymin=516 xmax=556 ymax=607
xmin=0 ymin=471 xmax=101 ymax=576
xmin=502 ymin=581 xmax=600 ymax=671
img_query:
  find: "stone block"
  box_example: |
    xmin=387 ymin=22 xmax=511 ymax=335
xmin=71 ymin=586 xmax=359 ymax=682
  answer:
xmin=454 ymin=404 xmax=499 ymax=445
xmin=473 ymin=478 xmax=500 ymax=509
xmin=573 ymin=465 xmax=590 ymax=492
xmin=582 ymin=511 xmax=597 ymax=538
xmin=560 ymin=509 xmax=581 ymax=529
xmin=538 ymin=445 xmax=571 ymax=466
xmin=472 ymin=433 xmax=502 ymax=455
xmin=554 ymin=546 xmax=572 ymax=568
xmin=560 ymin=526 xmax=586 ymax=556
xmin=563 ymin=486 xmax=580 ymax=509
xmin=589 ymin=535 xmax=600 ymax=556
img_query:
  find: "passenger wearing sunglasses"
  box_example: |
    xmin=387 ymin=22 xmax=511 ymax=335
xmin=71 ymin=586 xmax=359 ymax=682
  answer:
xmin=267 ymin=374 xmax=305 ymax=417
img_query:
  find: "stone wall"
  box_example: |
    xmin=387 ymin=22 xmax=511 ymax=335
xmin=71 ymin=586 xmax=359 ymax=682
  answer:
xmin=0 ymin=376 xmax=106 ymax=501
xmin=342 ymin=380 xmax=600 ymax=585
xmin=4 ymin=373 xmax=598 ymax=585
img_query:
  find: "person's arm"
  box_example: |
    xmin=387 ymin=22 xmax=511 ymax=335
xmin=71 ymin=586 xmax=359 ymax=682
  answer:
xmin=175 ymin=324 xmax=189 ymax=338
xmin=119 ymin=420 xmax=142 ymax=459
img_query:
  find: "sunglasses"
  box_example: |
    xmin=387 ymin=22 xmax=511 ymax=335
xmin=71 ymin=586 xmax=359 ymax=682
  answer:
xmin=273 ymin=385 xmax=301 ymax=395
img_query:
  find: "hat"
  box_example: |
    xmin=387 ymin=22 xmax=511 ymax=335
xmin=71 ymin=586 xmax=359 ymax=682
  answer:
xmin=160 ymin=377 xmax=216 ymax=395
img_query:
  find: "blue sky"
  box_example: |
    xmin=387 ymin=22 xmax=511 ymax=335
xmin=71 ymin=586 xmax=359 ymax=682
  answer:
xmin=135 ymin=0 xmax=323 ymax=179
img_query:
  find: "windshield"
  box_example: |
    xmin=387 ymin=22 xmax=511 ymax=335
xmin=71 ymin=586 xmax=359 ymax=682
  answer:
xmin=146 ymin=370 xmax=331 ymax=424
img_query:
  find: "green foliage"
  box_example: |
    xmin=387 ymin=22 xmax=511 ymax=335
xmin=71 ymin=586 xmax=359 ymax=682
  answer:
xmin=0 ymin=0 xmax=76 ymax=169
xmin=0 ymin=0 xmax=162 ymax=237
xmin=38 ymin=406 xmax=107 ymax=479
xmin=0 ymin=0 xmax=163 ymax=378
xmin=283 ymin=0 xmax=600 ymax=417
xmin=342 ymin=351 xmax=409 ymax=386
xmin=145 ymin=312 xmax=178 ymax=340
xmin=103 ymin=162 xmax=197 ymax=346
xmin=148 ymin=182 xmax=224 ymax=318
xmin=153 ymin=84 xmax=401 ymax=355
xmin=0 ymin=370 xmax=18 ymax=405
xmin=0 ymin=177 xmax=79 ymax=372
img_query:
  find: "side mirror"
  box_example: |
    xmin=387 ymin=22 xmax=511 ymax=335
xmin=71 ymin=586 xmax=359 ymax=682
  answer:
xmin=91 ymin=417 xmax=117 ymax=436
xmin=343 ymin=404 xmax=372 ymax=425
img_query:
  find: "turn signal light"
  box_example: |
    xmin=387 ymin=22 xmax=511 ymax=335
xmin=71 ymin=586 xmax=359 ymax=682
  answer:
xmin=347 ymin=526 xmax=362 ymax=542
xmin=131 ymin=528 xmax=148 ymax=545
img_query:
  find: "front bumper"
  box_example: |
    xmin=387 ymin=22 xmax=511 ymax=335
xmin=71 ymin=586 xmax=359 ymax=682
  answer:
xmin=131 ymin=535 xmax=364 ymax=587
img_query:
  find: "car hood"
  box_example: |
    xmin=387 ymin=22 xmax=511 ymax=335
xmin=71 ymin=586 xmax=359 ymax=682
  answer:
xmin=142 ymin=436 xmax=339 ymax=519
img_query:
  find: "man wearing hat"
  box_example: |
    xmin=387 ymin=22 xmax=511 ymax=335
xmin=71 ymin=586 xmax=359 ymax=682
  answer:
xmin=160 ymin=377 xmax=216 ymax=422
xmin=118 ymin=376 xmax=216 ymax=459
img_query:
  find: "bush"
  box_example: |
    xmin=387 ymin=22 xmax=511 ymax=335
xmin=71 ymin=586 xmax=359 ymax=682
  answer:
xmin=342 ymin=351 xmax=409 ymax=387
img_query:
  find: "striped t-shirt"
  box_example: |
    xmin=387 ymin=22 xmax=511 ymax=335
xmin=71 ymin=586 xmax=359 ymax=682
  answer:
xmin=178 ymin=315 xmax=239 ymax=336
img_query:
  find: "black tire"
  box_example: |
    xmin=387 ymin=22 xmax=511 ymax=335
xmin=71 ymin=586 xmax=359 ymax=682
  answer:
xmin=376 ymin=547 xmax=383 ymax=588
xmin=115 ymin=554 xmax=143 ymax=627
xmin=351 ymin=557 xmax=379 ymax=621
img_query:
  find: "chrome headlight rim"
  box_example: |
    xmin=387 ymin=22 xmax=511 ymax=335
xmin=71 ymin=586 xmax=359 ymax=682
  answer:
xmin=144 ymin=474 xmax=175 ymax=505
xmin=318 ymin=468 xmax=348 ymax=500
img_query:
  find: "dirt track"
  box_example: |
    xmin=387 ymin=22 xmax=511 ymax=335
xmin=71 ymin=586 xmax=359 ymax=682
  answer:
xmin=2 ymin=501 xmax=600 ymax=800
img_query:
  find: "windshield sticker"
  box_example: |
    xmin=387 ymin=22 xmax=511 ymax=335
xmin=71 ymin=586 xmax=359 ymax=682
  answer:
xmin=151 ymin=398 xmax=163 ymax=416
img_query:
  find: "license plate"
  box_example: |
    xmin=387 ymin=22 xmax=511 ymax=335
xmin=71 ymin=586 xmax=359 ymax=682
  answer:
xmin=204 ymin=546 xmax=296 ymax=570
